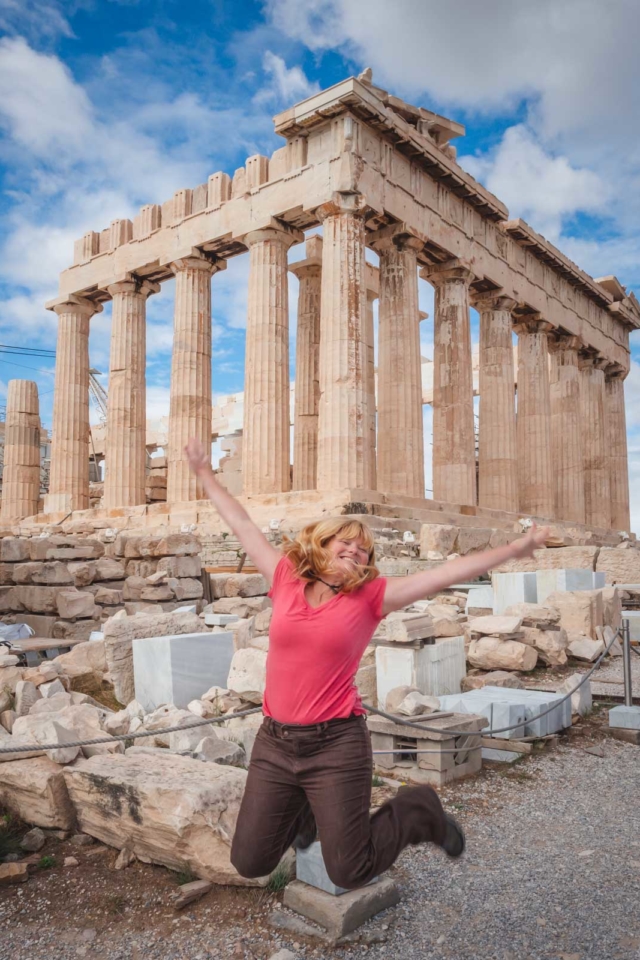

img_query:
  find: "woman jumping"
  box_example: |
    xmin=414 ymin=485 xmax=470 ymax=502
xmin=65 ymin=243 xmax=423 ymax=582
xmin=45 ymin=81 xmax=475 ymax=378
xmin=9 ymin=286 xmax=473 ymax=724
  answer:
xmin=185 ymin=439 xmax=547 ymax=889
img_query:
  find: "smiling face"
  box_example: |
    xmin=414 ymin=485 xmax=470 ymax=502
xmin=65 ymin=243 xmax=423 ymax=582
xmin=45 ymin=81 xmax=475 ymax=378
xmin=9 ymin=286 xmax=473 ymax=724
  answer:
xmin=326 ymin=535 xmax=371 ymax=581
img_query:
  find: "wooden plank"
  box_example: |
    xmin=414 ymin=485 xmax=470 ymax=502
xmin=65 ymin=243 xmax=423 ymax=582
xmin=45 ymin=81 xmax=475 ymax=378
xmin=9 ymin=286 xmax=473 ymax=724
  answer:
xmin=11 ymin=636 xmax=88 ymax=654
xmin=480 ymin=736 xmax=532 ymax=755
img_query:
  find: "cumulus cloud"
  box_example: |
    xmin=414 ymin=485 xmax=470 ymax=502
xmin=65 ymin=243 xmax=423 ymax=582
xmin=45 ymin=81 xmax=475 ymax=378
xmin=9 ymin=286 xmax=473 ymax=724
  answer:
xmin=254 ymin=51 xmax=320 ymax=105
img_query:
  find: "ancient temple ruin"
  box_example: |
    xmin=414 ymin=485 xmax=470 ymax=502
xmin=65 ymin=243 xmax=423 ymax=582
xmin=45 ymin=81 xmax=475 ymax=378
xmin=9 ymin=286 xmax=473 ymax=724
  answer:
xmin=6 ymin=74 xmax=639 ymax=534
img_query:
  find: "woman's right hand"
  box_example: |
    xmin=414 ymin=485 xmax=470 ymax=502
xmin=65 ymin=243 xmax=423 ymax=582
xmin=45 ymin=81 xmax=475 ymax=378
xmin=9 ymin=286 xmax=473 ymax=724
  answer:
xmin=185 ymin=438 xmax=211 ymax=476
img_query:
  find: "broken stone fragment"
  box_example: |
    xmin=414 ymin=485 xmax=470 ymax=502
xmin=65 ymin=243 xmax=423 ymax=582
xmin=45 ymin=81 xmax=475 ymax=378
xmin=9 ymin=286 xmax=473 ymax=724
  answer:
xmin=567 ymin=636 xmax=605 ymax=662
xmin=56 ymin=589 xmax=98 ymax=620
xmin=0 ymin=862 xmax=29 ymax=885
xmin=0 ymin=757 xmax=76 ymax=829
xmin=114 ymin=846 xmax=136 ymax=870
xmin=14 ymin=680 xmax=41 ymax=717
xmin=395 ymin=691 xmax=441 ymax=716
xmin=227 ymin=648 xmax=267 ymax=704
xmin=468 ymin=615 xmax=523 ymax=636
xmin=467 ymin=636 xmax=538 ymax=671
xmin=384 ymin=612 xmax=435 ymax=643
xmin=172 ymin=878 xmax=213 ymax=909
xmin=520 ymin=626 xmax=569 ymax=666
xmin=193 ymin=736 xmax=246 ymax=766
xmin=39 ymin=678 xmax=66 ymax=699
xmin=461 ymin=670 xmax=524 ymax=692
xmin=20 ymin=827 xmax=46 ymax=852
xmin=557 ymin=672 xmax=592 ymax=716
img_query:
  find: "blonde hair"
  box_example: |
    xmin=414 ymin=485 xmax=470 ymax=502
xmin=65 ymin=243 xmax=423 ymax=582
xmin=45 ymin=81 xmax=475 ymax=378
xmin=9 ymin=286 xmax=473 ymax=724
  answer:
xmin=282 ymin=518 xmax=379 ymax=594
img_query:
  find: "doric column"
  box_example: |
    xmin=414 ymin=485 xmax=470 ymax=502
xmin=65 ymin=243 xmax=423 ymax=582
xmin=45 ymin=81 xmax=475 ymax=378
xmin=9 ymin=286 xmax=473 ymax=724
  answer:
xmin=1 ymin=380 xmax=40 ymax=520
xmin=605 ymin=368 xmax=630 ymax=531
xmin=513 ymin=315 xmax=554 ymax=518
xmin=45 ymin=296 xmax=101 ymax=514
xmin=244 ymin=224 xmax=301 ymax=495
xmin=471 ymin=292 xmax=518 ymax=513
xmin=421 ymin=259 xmax=476 ymax=506
xmin=364 ymin=283 xmax=378 ymax=490
xmin=579 ymin=354 xmax=611 ymax=529
xmin=316 ymin=194 xmax=374 ymax=490
xmin=104 ymin=277 xmax=159 ymax=510
xmin=167 ymin=253 xmax=224 ymax=503
xmin=548 ymin=334 xmax=585 ymax=523
xmin=289 ymin=236 xmax=322 ymax=491
xmin=372 ymin=230 xmax=424 ymax=498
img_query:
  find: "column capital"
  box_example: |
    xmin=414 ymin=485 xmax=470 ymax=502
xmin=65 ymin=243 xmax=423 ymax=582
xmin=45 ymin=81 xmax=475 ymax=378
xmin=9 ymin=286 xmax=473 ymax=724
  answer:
xmin=170 ymin=250 xmax=226 ymax=276
xmin=470 ymin=289 xmax=517 ymax=313
xmin=368 ymin=222 xmax=425 ymax=255
xmin=106 ymin=277 xmax=161 ymax=299
xmin=547 ymin=331 xmax=583 ymax=354
xmin=578 ymin=352 xmax=608 ymax=372
xmin=244 ymin=221 xmax=304 ymax=249
xmin=47 ymin=295 xmax=102 ymax=318
xmin=512 ymin=313 xmax=553 ymax=336
xmin=604 ymin=362 xmax=627 ymax=382
xmin=316 ymin=192 xmax=368 ymax=222
xmin=420 ymin=258 xmax=475 ymax=286
xmin=288 ymin=261 xmax=322 ymax=281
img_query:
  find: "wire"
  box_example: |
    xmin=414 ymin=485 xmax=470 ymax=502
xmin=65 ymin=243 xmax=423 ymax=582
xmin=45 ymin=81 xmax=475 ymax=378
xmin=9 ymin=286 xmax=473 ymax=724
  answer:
xmin=0 ymin=358 xmax=55 ymax=375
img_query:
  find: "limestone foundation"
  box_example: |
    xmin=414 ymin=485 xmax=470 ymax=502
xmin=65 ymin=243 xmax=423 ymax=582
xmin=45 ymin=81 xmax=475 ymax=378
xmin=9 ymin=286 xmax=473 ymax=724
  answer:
xmin=422 ymin=260 xmax=476 ymax=506
xmin=0 ymin=380 xmax=40 ymax=521
xmin=514 ymin=317 xmax=555 ymax=518
xmin=473 ymin=293 xmax=518 ymax=513
xmin=104 ymin=279 xmax=159 ymax=510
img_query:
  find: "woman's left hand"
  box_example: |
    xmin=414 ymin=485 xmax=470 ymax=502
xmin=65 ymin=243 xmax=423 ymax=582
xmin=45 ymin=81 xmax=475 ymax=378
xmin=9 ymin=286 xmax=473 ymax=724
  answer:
xmin=509 ymin=524 xmax=549 ymax=560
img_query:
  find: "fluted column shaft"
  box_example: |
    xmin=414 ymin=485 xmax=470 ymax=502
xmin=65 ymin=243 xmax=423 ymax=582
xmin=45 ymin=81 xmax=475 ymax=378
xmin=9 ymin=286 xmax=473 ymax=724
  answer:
xmin=579 ymin=356 xmax=611 ymax=529
xmin=45 ymin=297 xmax=100 ymax=514
xmin=290 ymin=241 xmax=322 ymax=491
xmin=473 ymin=293 xmax=518 ymax=512
xmin=605 ymin=371 xmax=630 ymax=531
xmin=421 ymin=260 xmax=476 ymax=506
xmin=374 ymin=234 xmax=424 ymax=497
xmin=514 ymin=317 xmax=554 ymax=518
xmin=104 ymin=278 xmax=159 ymax=509
xmin=548 ymin=335 xmax=585 ymax=523
xmin=365 ymin=289 xmax=378 ymax=489
xmin=244 ymin=227 xmax=298 ymax=495
xmin=1 ymin=380 xmax=40 ymax=520
xmin=316 ymin=196 xmax=373 ymax=490
xmin=167 ymin=254 xmax=222 ymax=502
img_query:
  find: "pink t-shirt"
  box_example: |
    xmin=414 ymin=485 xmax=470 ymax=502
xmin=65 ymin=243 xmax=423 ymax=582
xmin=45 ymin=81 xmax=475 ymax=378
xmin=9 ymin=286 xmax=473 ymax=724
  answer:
xmin=263 ymin=555 xmax=387 ymax=725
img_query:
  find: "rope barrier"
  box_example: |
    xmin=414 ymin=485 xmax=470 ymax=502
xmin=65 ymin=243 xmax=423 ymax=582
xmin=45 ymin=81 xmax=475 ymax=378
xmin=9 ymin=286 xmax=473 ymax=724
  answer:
xmin=0 ymin=627 xmax=623 ymax=756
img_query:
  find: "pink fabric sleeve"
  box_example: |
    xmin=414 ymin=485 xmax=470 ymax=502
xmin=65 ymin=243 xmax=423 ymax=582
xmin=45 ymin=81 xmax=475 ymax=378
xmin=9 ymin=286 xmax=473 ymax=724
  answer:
xmin=366 ymin=575 xmax=387 ymax=621
xmin=267 ymin=553 xmax=293 ymax=599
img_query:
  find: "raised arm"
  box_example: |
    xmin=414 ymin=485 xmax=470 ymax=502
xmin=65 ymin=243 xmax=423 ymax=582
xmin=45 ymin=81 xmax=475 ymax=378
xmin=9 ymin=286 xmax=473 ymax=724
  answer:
xmin=185 ymin=439 xmax=281 ymax=583
xmin=382 ymin=526 xmax=549 ymax=615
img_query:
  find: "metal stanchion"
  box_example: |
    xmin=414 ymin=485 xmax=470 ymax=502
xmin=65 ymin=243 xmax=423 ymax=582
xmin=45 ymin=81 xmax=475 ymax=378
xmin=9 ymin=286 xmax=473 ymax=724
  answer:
xmin=608 ymin=617 xmax=640 ymax=739
xmin=622 ymin=618 xmax=633 ymax=708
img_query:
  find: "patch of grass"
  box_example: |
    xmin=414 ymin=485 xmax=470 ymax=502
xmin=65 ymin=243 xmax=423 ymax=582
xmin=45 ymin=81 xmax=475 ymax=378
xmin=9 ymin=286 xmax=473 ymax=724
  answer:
xmin=70 ymin=674 xmax=123 ymax=711
xmin=107 ymin=894 xmax=127 ymax=916
xmin=371 ymin=774 xmax=385 ymax=787
xmin=266 ymin=862 xmax=291 ymax=894
xmin=38 ymin=855 xmax=56 ymax=870
xmin=174 ymin=868 xmax=197 ymax=886
xmin=0 ymin=810 xmax=23 ymax=860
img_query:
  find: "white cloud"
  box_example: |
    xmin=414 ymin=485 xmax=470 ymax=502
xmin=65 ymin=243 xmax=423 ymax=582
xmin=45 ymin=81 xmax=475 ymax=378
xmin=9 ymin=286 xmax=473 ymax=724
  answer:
xmin=254 ymin=51 xmax=320 ymax=105
xmin=0 ymin=0 xmax=73 ymax=43
xmin=460 ymin=125 xmax=609 ymax=243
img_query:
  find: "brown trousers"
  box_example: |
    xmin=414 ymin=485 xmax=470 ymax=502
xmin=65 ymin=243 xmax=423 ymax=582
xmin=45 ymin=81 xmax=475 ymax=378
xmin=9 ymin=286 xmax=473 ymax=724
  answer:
xmin=230 ymin=714 xmax=447 ymax=890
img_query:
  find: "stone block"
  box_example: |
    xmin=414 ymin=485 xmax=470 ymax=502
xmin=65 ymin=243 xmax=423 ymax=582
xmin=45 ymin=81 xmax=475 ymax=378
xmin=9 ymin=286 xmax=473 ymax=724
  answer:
xmin=465 ymin=585 xmax=493 ymax=615
xmin=93 ymin=585 xmax=123 ymax=605
xmin=496 ymin=546 xmax=598 ymax=573
xmin=210 ymin=573 xmax=268 ymax=599
xmin=492 ymin=572 xmax=537 ymax=614
xmin=0 ymin=538 xmax=30 ymax=562
xmin=384 ymin=612 xmax=435 ymax=644
xmin=15 ymin=680 xmax=41 ymax=716
xmin=0 ymin=756 xmax=76 ymax=829
xmin=468 ymin=615 xmax=523 ymax=636
xmin=56 ymin=589 xmax=98 ymax=620
xmin=461 ymin=671 xmax=524 ymax=692
xmin=502 ymin=602 xmax=560 ymax=626
xmin=296 ymin=840 xmax=353 ymax=895
xmin=124 ymin=559 xmax=159 ymax=578
xmin=375 ymin=636 xmax=466 ymax=708
xmin=157 ymin=555 xmax=202 ymax=578
xmin=62 ymin=753 xmax=261 ymax=885
xmin=204 ymin=613 xmax=240 ymax=626
xmin=32 ymin=562 xmax=73 ymax=586
xmin=455 ymin=528 xmax=492 ymax=556
xmin=467 ymin=637 xmax=538 ymax=672
xmin=601 ymin=587 xmax=622 ymax=632
xmin=0 ymin=562 xmax=16 ymax=584
xmin=419 ymin=524 xmax=457 ymax=559
xmin=140 ymin=583 xmax=174 ymax=601
xmin=133 ymin=631 xmax=235 ymax=711
xmin=536 ymin=568 xmax=601 ymax=604
xmin=520 ymin=626 xmax=569 ymax=666
xmin=546 ymin=590 xmax=603 ymax=640
xmin=193 ymin=736 xmax=246 ymax=766
xmin=355 ymin=663 xmax=377 ymax=706
xmin=67 ymin=561 xmax=97 ymax=586
xmin=596 ymin=547 xmax=640 ymax=585
xmin=0 ymin=585 xmax=22 ymax=613
xmin=13 ymin=562 xmax=43 ymax=584
xmin=95 ymin=558 xmax=126 ymax=580
xmin=283 ymin=877 xmax=400 ymax=939
xmin=227 ymin=647 xmax=267 ymax=704
xmin=136 ymin=533 xmax=201 ymax=558
xmin=608 ymin=704 xmax=640 ymax=731
xmin=52 ymin=639 xmax=107 ymax=680
xmin=567 ymin=636 xmax=604 ymax=661
xmin=168 ymin=577 xmax=203 ymax=600
xmin=557 ymin=673 xmax=592 ymax=716
xmin=210 ymin=596 xmax=271 ymax=616
xmin=52 ymin=619 xmax=101 ymax=642
xmin=14 ymin=585 xmax=63 ymax=614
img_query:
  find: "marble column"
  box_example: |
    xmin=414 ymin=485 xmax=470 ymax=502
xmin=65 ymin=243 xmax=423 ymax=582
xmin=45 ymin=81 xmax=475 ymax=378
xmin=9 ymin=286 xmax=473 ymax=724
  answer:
xmin=289 ymin=236 xmax=322 ymax=491
xmin=0 ymin=380 xmax=40 ymax=521
xmin=513 ymin=316 xmax=554 ymax=518
xmin=167 ymin=253 xmax=223 ymax=502
xmin=45 ymin=296 xmax=101 ymax=514
xmin=471 ymin=292 xmax=518 ymax=513
xmin=605 ymin=369 xmax=630 ymax=531
xmin=421 ymin=260 xmax=476 ymax=506
xmin=579 ymin=355 xmax=611 ymax=529
xmin=373 ymin=232 xmax=424 ymax=498
xmin=548 ymin=334 xmax=585 ymax=524
xmin=364 ymin=284 xmax=378 ymax=490
xmin=104 ymin=278 xmax=159 ymax=510
xmin=244 ymin=225 xmax=300 ymax=496
xmin=316 ymin=195 xmax=373 ymax=491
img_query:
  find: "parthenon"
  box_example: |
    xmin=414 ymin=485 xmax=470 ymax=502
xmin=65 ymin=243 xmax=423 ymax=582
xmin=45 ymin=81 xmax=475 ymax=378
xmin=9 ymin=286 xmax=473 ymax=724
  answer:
xmin=9 ymin=73 xmax=640 ymax=534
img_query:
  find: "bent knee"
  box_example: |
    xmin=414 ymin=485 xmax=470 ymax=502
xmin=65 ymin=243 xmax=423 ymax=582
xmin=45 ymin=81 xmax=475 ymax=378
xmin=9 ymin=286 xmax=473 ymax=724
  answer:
xmin=323 ymin=858 xmax=373 ymax=891
xmin=230 ymin=844 xmax=279 ymax=880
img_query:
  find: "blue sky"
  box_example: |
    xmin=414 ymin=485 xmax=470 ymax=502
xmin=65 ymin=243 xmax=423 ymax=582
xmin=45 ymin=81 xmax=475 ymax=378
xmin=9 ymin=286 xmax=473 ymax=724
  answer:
xmin=0 ymin=0 xmax=638 ymax=526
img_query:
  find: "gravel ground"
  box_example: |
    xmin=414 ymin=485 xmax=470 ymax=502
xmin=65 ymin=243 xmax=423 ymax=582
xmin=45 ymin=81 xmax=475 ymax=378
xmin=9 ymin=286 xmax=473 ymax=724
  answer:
xmin=3 ymin=669 xmax=639 ymax=960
